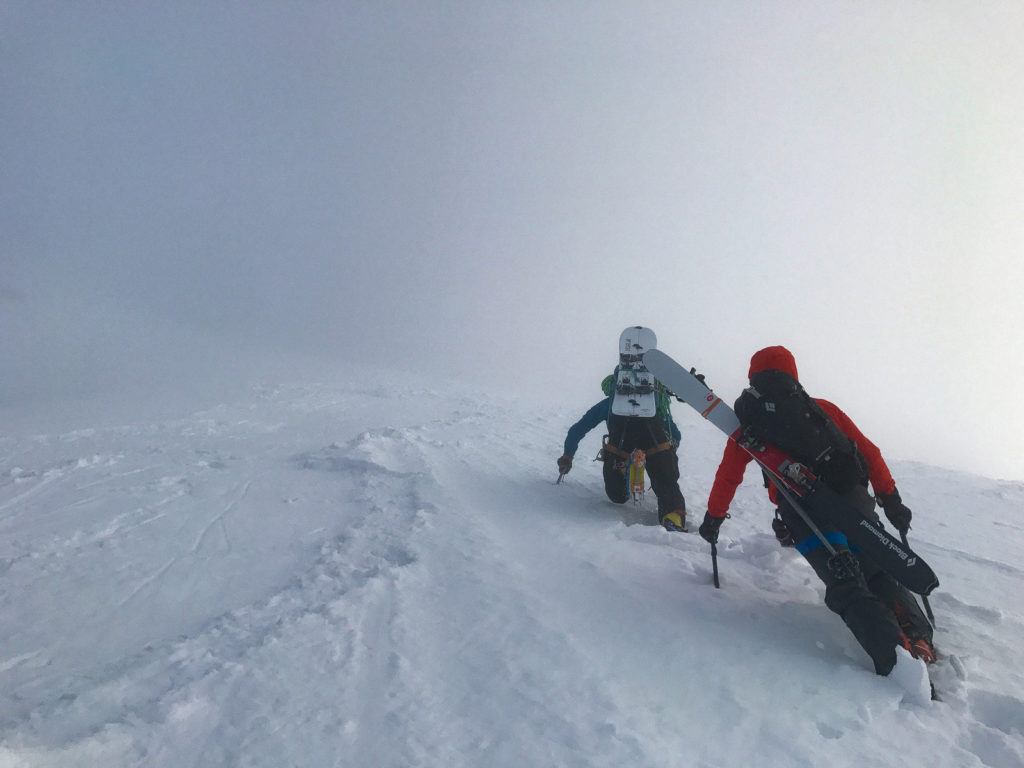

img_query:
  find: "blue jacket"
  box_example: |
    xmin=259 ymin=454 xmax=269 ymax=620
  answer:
xmin=562 ymin=395 xmax=681 ymax=457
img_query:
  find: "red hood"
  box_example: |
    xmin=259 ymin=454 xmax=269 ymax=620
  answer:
xmin=748 ymin=345 xmax=798 ymax=380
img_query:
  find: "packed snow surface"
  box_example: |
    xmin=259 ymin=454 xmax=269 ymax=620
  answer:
xmin=0 ymin=370 xmax=1022 ymax=767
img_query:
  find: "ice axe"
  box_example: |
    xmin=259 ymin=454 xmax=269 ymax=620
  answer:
xmin=556 ymin=455 xmax=570 ymax=484
xmin=710 ymin=540 xmax=720 ymax=588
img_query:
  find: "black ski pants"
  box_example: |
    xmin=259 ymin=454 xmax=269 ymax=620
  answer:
xmin=603 ymin=415 xmax=685 ymax=516
xmin=777 ymin=484 xmax=932 ymax=675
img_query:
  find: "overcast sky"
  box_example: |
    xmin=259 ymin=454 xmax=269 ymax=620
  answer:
xmin=3 ymin=2 xmax=1023 ymax=481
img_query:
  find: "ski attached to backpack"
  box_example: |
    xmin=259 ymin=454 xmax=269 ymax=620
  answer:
xmin=642 ymin=349 xmax=939 ymax=596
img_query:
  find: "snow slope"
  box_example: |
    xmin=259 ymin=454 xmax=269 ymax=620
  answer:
xmin=0 ymin=369 xmax=1022 ymax=767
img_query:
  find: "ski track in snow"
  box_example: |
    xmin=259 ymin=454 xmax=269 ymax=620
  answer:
xmin=0 ymin=379 xmax=1021 ymax=767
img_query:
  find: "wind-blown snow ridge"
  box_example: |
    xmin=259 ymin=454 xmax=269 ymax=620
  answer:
xmin=0 ymin=375 xmax=1021 ymax=767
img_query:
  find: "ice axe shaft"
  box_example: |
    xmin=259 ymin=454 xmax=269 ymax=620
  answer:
xmin=711 ymin=540 xmax=720 ymax=588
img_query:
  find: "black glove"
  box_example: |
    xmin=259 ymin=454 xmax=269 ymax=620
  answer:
xmin=771 ymin=515 xmax=795 ymax=547
xmin=877 ymin=489 xmax=912 ymax=533
xmin=698 ymin=512 xmax=726 ymax=544
xmin=557 ymin=455 xmax=573 ymax=474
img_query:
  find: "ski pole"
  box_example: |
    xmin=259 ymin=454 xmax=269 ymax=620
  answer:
xmin=900 ymin=530 xmax=936 ymax=626
xmin=711 ymin=540 xmax=720 ymax=588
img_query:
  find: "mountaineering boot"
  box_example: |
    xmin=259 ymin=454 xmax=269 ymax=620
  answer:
xmin=899 ymin=632 xmax=937 ymax=664
xmin=890 ymin=596 xmax=936 ymax=662
xmin=660 ymin=510 xmax=686 ymax=532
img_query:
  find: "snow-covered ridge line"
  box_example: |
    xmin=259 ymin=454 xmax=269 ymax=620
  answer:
xmin=0 ymin=376 xmax=1021 ymax=767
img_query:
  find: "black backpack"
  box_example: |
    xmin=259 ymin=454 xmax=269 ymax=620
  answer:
xmin=734 ymin=369 xmax=868 ymax=493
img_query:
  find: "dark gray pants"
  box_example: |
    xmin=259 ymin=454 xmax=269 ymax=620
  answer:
xmin=778 ymin=485 xmax=932 ymax=675
xmin=603 ymin=416 xmax=685 ymax=517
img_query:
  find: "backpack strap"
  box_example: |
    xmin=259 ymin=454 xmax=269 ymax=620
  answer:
xmin=803 ymin=397 xmax=869 ymax=484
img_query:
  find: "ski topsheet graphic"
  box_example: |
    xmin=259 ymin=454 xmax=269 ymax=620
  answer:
xmin=611 ymin=327 xmax=658 ymax=418
xmin=643 ymin=349 xmax=938 ymax=596
xmin=611 ymin=366 xmax=657 ymax=417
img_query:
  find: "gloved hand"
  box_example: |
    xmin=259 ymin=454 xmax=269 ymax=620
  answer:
xmin=771 ymin=515 xmax=795 ymax=547
xmin=877 ymin=489 xmax=912 ymax=533
xmin=698 ymin=512 xmax=726 ymax=544
xmin=557 ymin=455 xmax=573 ymax=474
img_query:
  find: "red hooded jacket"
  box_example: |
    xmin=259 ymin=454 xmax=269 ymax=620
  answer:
xmin=705 ymin=346 xmax=896 ymax=519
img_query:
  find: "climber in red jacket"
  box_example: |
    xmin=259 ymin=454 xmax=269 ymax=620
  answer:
xmin=697 ymin=345 xmax=934 ymax=676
